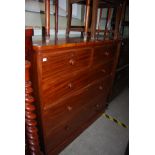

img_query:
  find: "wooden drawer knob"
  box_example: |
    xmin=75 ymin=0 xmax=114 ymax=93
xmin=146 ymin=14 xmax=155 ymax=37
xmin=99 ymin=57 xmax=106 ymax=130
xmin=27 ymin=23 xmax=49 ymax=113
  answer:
xmin=69 ymin=59 xmax=75 ymax=65
xmin=65 ymin=125 xmax=70 ymax=131
xmin=101 ymin=69 xmax=106 ymax=73
xmin=68 ymin=83 xmax=73 ymax=88
xmin=70 ymin=53 xmax=75 ymax=57
xmin=99 ymin=85 xmax=103 ymax=90
xmin=104 ymin=51 xmax=110 ymax=56
xmin=96 ymin=104 xmax=100 ymax=108
xmin=67 ymin=106 xmax=72 ymax=111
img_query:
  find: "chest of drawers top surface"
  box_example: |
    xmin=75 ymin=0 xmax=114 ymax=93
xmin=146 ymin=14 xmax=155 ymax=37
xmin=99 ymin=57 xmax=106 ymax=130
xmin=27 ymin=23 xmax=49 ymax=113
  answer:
xmin=32 ymin=36 xmax=119 ymax=51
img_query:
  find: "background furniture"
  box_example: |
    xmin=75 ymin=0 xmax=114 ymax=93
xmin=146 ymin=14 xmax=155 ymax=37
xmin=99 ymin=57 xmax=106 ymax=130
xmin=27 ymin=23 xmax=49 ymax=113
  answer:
xmin=25 ymin=28 xmax=33 ymax=60
xmin=43 ymin=0 xmax=59 ymax=37
xmin=25 ymin=60 xmax=42 ymax=155
xmin=109 ymin=0 xmax=129 ymax=100
xmin=25 ymin=28 xmax=43 ymax=155
xmin=66 ymin=0 xmax=124 ymax=40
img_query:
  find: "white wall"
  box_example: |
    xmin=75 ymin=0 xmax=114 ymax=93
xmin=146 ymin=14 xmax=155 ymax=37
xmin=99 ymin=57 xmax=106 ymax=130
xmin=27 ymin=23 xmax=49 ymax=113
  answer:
xmin=25 ymin=0 xmax=83 ymax=35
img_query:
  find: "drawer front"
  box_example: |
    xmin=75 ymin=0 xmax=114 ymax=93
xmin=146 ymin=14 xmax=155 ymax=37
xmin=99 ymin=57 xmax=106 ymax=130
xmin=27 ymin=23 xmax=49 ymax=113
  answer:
xmin=42 ymin=48 xmax=93 ymax=80
xmin=93 ymin=44 xmax=116 ymax=65
xmin=42 ymin=61 xmax=113 ymax=109
xmin=42 ymin=70 xmax=93 ymax=109
xmin=43 ymin=77 xmax=111 ymax=151
xmin=91 ymin=60 xmax=113 ymax=80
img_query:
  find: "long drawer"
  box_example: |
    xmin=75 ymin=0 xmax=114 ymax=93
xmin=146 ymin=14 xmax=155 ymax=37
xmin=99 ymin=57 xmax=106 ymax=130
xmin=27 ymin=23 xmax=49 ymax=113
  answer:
xmin=42 ymin=77 xmax=111 ymax=152
xmin=42 ymin=48 xmax=93 ymax=80
xmin=42 ymin=61 xmax=113 ymax=109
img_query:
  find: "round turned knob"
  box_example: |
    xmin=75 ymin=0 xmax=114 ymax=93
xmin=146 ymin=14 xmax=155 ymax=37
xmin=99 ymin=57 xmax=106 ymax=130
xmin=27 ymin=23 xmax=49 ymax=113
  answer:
xmin=86 ymin=88 xmax=89 ymax=91
xmin=99 ymin=85 xmax=103 ymax=90
xmin=101 ymin=69 xmax=106 ymax=73
xmin=69 ymin=59 xmax=75 ymax=65
xmin=96 ymin=104 xmax=100 ymax=108
xmin=104 ymin=51 xmax=110 ymax=56
xmin=67 ymin=106 xmax=72 ymax=111
xmin=65 ymin=125 xmax=70 ymax=131
xmin=70 ymin=53 xmax=75 ymax=57
xmin=68 ymin=83 xmax=73 ymax=88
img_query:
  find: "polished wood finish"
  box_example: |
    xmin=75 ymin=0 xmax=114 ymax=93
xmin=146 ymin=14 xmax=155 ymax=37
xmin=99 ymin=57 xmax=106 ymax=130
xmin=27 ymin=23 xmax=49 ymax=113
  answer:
xmin=84 ymin=0 xmax=91 ymax=40
xmin=30 ymin=36 xmax=121 ymax=154
xmin=45 ymin=0 xmax=50 ymax=36
xmin=25 ymin=1 xmax=125 ymax=154
xmin=25 ymin=60 xmax=42 ymax=155
xmin=44 ymin=77 xmax=111 ymax=154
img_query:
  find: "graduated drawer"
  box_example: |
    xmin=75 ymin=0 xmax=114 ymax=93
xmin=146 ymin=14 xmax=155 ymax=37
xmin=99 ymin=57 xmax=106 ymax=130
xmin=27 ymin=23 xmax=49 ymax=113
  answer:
xmin=93 ymin=44 xmax=116 ymax=65
xmin=42 ymin=61 xmax=113 ymax=108
xmin=42 ymin=77 xmax=111 ymax=151
xmin=42 ymin=48 xmax=93 ymax=80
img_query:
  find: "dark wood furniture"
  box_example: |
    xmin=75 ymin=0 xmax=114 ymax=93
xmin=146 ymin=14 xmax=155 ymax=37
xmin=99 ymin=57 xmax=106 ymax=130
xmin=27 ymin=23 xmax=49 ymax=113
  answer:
xmin=66 ymin=0 xmax=91 ymax=38
xmin=25 ymin=28 xmax=43 ymax=155
xmin=25 ymin=28 xmax=34 ymax=60
xmin=109 ymin=39 xmax=129 ymax=100
xmin=109 ymin=0 xmax=129 ymax=100
xmin=66 ymin=0 xmax=124 ymax=40
xmin=29 ymin=36 xmax=121 ymax=155
xmin=25 ymin=60 xmax=42 ymax=155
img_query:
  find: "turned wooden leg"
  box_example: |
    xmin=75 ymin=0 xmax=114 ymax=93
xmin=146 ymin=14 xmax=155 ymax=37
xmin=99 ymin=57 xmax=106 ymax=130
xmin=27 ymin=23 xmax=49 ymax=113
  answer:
xmin=114 ymin=5 xmax=122 ymax=39
xmin=104 ymin=8 xmax=112 ymax=39
xmin=45 ymin=0 xmax=50 ymax=37
xmin=55 ymin=0 xmax=59 ymax=37
xmin=84 ymin=0 xmax=91 ymax=41
xmin=91 ymin=0 xmax=98 ymax=40
xmin=119 ymin=0 xmax=127 ymax=36
xmin=25 ymin=61 xmax=42 ymax=155
xmin=66 ymin=0 xmax=72 ymax=36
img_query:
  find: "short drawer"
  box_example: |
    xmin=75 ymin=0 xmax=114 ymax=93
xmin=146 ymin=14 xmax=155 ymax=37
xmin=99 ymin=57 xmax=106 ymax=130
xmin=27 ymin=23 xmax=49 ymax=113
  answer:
xmin=91 ymin=60 xmax=114 ymax=80
xmin=42 ymin=77 xmax=111 ymax=151
xmin=42 ymin=48 xmax=93 ymax=80
xmin=93 ymin=44 xmax=116 ymax=65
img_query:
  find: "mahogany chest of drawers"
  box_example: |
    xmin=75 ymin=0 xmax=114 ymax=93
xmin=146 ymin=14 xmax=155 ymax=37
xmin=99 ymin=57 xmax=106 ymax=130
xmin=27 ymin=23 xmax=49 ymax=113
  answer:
xmin=30 ymin=37 xmax=120 ymax=155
